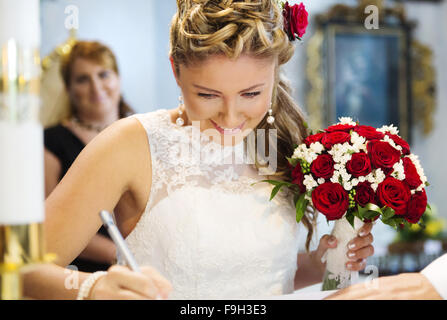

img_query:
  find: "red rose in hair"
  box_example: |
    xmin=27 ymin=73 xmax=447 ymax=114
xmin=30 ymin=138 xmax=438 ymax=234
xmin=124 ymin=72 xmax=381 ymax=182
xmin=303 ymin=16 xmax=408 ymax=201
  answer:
xmin=346 ymin=152 xmax=372 ymax=177
xmin=304 ymin=132 xmax=324 ymax=147
xmin=376 ymin=177 xmax=411 ymax=215
xmin=282 ymin=2 xmax=309 ymax=41
xmin=321 ymin=131 xmax=351 ymax=149
xmin=355 ymin=182 xmax=376 ymax=207
xmin=312 ymin=182 xmax=349 ymax=220
xmin=387 ymin=133 xmax=410 ymax=155
xmin=403 ymin=157 xmax=422 ymax=190
xmin=326 ymin=124 xmax=357 ymax=133
xmin=311 ymin=154 xmax=335 ymax=179
xmin=291 ymin=164 xmax=306 ymax=193
xmin=405 ymin=190 xmax=427 ymax=224
xmin=354 ymin=125 xmax=385 ymax=140
xmin=367 ymin=140 xmax=401 ymax=172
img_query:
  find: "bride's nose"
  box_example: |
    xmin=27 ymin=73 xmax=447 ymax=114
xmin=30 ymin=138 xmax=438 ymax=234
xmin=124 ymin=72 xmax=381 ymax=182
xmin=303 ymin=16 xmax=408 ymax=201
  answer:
xmin=219 ymin=99 xmax=242 ymax=128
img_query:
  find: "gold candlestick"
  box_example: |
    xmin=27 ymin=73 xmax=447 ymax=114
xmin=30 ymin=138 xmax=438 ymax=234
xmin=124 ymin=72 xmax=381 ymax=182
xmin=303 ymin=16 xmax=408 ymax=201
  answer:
xmin=0 ymin=224 xmax=47 ymax=299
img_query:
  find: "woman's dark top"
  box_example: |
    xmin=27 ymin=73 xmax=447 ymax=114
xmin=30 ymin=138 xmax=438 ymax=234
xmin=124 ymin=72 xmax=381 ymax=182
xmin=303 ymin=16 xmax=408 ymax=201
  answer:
xmin=44 ymin=125 xmax=112 ymax=273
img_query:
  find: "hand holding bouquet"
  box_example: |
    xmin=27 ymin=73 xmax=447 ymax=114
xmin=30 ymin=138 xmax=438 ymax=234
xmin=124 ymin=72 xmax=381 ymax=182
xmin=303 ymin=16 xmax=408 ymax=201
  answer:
xmin=266 ymin=117 xmax=430 ymax=290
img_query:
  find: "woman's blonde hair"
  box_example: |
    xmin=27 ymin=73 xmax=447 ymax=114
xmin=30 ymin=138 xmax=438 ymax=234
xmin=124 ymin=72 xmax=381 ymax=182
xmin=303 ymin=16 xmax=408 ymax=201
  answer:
xmin=170 ymin=0 xmax=316 ymax=251
xmin=61 ymin=41 xmax=134 ymax=119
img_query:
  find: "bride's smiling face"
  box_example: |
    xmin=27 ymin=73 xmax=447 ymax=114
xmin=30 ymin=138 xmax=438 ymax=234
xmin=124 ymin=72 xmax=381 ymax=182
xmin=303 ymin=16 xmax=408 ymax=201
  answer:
xmin=174 ymin=54 xmax=276 ymax=143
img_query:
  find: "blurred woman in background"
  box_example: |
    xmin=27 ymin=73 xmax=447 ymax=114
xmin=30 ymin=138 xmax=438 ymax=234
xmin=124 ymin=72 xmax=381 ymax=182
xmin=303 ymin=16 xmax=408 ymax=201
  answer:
xmin=43 ymin=41 xmax=134 ymax=272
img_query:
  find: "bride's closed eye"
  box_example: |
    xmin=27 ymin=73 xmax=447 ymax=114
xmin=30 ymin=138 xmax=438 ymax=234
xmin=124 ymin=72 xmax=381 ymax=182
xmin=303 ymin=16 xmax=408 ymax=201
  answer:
xmin=197 ymin=92 xmax=261 ymax=99
xmin=198 ymin=93 xmax=218 ymax=99
xmin=242 ymin=91 xmax=261 ymax=98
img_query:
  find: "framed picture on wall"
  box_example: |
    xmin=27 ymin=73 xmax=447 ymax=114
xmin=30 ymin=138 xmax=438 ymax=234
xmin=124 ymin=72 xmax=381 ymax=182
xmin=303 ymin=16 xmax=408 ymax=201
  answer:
xmin=326 ymin=25 xmax=408 ymax=132
xmin=304 ymin=0 xmax=438 ymax=143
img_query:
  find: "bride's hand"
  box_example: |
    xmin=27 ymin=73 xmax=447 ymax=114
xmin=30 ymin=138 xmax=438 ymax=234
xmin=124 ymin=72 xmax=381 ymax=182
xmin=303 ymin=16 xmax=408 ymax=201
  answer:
xmin=89 ymin=265 xmax=172 ymax=300
xmin=314 ymin=222 xmax=375 ymax=272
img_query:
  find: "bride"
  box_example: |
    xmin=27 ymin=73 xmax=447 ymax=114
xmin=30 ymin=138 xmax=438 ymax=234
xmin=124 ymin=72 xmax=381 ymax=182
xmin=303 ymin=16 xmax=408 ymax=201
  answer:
xmin=24 ymin=0 xmax=374 ymax=300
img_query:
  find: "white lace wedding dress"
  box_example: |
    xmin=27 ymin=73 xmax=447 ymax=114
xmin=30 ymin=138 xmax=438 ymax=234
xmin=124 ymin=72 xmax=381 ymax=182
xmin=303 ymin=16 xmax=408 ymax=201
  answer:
xmin=123 ymin=109 xmax=303 ymax=299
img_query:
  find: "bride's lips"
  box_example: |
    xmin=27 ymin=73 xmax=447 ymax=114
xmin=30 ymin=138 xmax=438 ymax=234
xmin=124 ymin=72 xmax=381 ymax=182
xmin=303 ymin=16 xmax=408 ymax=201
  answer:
xmin=210 ymin=119 xmax=246 ymax=135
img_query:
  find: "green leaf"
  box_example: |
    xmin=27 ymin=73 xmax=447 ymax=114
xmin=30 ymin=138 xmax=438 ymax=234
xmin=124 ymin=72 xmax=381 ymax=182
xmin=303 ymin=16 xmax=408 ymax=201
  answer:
xmin=322 ymin=274 xmax=339 ymax=291
xmin=252 ymin=180 xmax=295 ymax=201
xmin=364 ymin=211 xmax=380 ymax=220
xmin=357 ymin=203 xmax=383 ymax=221
xmin=364 ymin=203 xmax=383 ymax=214
xmin=382 ymin=218 xmax=398 ymax=229
xmin=383 ymin=215 xmax=407 ymax=230
xmin=357 ymin=205 xmax=366 ymax=220
xmin=256 ymin=180 xmax=295 ymax=188
xmin=382 ymin=207 xmax=395 ymax=220
xmin=295 ymin=193 xmax=308 ymax=223
xmin=392 ymin=216 xmax=406 ymax=225
xmin=424 ymin=204 xmax=432 ymax=216
xmin=286 ymin=157 xmax=299 ymax=167
xmin=346 ymin=212 xmax=355 ymax=228
xmin=270 ymin=184 xmax=283 ymax=201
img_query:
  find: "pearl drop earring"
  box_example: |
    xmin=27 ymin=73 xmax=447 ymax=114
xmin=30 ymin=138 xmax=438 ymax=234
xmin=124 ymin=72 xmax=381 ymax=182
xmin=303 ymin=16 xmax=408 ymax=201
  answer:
xmin=266 ymin=103 xmax=275 ymax=125
xmin=176 ymin=95 xmax=185 ymax=126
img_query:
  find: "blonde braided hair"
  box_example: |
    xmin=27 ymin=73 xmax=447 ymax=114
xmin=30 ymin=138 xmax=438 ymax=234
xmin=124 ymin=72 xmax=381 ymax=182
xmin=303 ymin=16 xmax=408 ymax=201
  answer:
xmin=170 ymin=0 xmax=316 ymax=251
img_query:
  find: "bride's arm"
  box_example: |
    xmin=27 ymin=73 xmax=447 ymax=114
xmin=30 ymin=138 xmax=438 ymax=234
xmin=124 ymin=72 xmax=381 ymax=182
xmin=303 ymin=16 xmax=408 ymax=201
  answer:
xmin=24 ymin=117 xmax=154 ymax=299
xmin=294 ymin=235 xmax=336 ymax=290
xmin=294 ymin=252 xmax=326 ymax=290
xmin=43 ymin=117 xmax=147 ymax=266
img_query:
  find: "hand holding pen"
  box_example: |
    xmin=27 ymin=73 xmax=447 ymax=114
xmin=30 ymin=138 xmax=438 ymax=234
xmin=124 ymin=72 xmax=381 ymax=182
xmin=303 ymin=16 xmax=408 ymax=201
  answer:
xmin=82 ymin=211 xmax=172 ymax=300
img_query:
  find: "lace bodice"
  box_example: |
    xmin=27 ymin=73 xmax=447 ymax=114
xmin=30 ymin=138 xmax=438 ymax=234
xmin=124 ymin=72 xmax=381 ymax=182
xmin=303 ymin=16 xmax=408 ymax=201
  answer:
xmin=124 ymin=109 xmax=302 ymax=299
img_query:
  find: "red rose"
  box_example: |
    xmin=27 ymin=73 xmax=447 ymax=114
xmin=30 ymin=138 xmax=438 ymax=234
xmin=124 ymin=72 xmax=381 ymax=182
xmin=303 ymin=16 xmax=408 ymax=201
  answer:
xmin=355 ymin=182 xmax=376 ymax=207
xmin=346 ymin=152 xmax=372 ymax=177
xmin=304 ymin=132 xmax=324 ymax=147
xmin=354 ymin=125 xmax=385 ymax=140
xmin=321 ymin=131 xmax=351 ymax=149
xmin=326 ymin=124 xmax=357 ymax=133
xmin=405 ymin=190 xmax=427 ymax=224
xmin=291 ymin=164 xmax=306 ymax=193
xmin=403 ymin=157 xmax=422 ymax=190
xmin=311 ymin=154 xmax=335 ymax=179
xmin=282 ymin=2 xmax=309 ymax=41
xmin=387 ymin=133 xmax=410 ymax=155
xmin=377 ymin=177 xmax=411 ymax=215
xmin=312 ymin=182 xmax=349 ymax=220
xmin=367 ymin=140 xmax=401 ymax=172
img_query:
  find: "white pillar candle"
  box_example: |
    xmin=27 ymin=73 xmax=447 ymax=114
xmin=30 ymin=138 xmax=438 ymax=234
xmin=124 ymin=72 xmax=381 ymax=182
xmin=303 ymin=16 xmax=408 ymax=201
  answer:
xmin=0 ymin=0 xmax=43 ymax=225
xmin=0 ymin=0 xmax=40 ymax=48
xmin=0 ymin=121 xmax=44 ymax=224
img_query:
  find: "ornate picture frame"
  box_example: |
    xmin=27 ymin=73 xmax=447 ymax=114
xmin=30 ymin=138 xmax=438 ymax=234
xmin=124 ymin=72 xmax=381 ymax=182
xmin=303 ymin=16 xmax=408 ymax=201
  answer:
xmin=306 ymin=0 xmax=436 ymax=142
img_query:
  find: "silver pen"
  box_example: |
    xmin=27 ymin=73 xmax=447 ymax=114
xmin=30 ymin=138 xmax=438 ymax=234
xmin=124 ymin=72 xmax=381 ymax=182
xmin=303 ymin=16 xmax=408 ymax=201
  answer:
xmin=99 ymin=210 xmax=141 ymax=273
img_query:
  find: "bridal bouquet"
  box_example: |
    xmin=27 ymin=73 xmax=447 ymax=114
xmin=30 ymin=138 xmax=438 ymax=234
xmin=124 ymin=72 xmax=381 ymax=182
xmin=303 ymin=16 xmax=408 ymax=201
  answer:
xmin=265 ymin=117 xmax=430 ymax=290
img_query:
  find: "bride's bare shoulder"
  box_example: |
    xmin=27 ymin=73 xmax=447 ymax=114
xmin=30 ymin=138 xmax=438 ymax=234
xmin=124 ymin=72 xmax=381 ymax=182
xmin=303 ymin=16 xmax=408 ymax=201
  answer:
xmin=96 ymin=116 xmax=152 ymax=173
xmin=73 ymin=116 xmax=153 ymax=193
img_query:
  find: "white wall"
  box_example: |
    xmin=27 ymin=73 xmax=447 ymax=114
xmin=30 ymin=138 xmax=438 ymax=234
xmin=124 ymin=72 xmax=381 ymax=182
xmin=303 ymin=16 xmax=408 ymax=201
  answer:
xmin=407 ymin=1 xmax=447 ymax=220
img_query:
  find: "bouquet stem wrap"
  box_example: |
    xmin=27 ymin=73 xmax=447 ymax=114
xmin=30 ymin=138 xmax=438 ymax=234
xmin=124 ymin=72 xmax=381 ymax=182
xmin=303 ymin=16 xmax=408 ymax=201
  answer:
xmin=322 ymin=216 xmax=364 ymax=291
